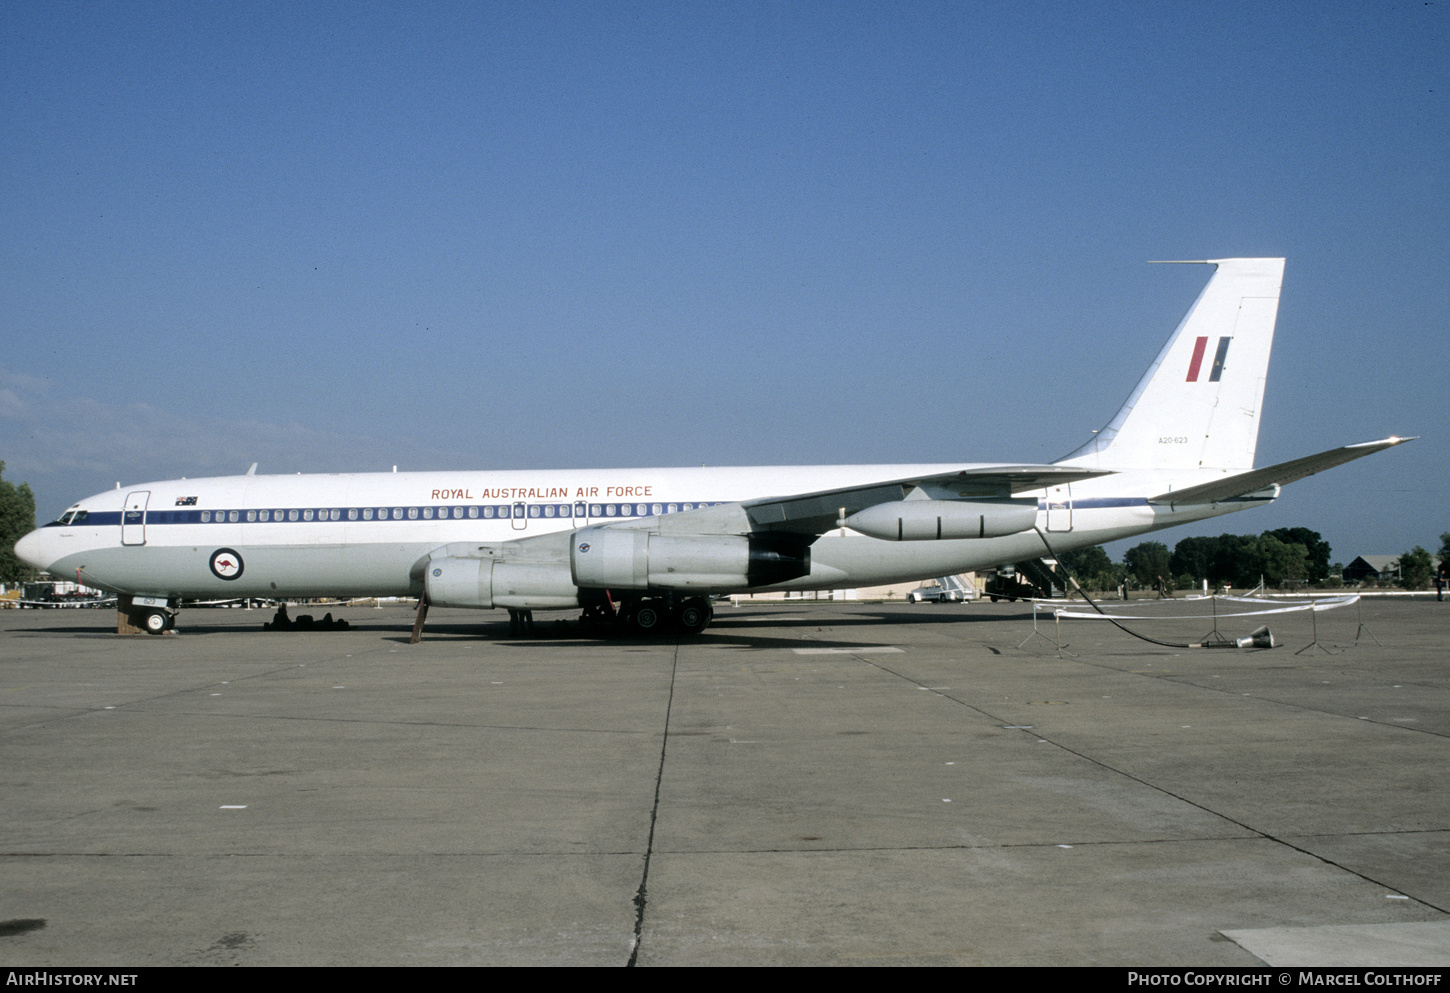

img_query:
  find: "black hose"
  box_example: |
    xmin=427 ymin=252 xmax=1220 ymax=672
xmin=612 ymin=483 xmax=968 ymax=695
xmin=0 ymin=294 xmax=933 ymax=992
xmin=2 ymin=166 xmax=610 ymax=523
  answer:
xmin=1032 ymin=528 xmax=1206 ymax=649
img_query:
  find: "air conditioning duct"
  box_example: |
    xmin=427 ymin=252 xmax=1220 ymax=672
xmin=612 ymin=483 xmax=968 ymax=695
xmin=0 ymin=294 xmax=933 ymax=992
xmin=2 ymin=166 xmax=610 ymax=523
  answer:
xmin=843 ymin=498 xmax=1038 ymax=541
xmin=570 ymin=528 xmax=810 ymax=590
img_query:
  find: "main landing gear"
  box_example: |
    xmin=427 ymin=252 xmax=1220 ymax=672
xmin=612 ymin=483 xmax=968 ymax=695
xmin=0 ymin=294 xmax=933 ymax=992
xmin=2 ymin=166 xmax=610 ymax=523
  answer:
xmin=576 ymin=594 xmax=714 ymax=637
xmin=412 ymin=594 xmax=717 ymax=644
xmin=618 ymin=595 xmax=714 ymax=636
xmin=507 ymin=609 xmax=535 ymax=637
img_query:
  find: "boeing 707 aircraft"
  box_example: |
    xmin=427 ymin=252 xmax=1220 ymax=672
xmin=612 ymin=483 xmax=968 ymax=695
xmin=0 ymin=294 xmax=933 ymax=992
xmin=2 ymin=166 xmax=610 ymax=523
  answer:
xmin=14 ymin=259 xmax=1411 ymax=636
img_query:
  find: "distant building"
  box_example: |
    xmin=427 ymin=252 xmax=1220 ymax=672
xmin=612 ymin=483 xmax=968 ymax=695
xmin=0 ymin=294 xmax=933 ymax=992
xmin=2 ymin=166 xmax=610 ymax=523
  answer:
xmin=1343 ymin=555 xmax=1401 ymax=583
xmin=1343 ymin=555 xmax=1443 ymax=583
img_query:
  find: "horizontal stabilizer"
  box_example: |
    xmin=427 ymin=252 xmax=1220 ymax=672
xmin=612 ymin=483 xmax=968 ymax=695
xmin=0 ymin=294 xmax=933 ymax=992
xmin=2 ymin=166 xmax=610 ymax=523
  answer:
xmin=1147 ymin=436 xmax=1415 ymax=506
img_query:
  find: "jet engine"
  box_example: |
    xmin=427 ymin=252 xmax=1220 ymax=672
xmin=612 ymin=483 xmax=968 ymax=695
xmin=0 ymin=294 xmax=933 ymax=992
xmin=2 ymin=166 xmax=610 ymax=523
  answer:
xmin=843 ymin=498 xmax=1039 ymax=541
xmin=425 ymin=556 xmax=579 ymax=610
xmin=570 ymin=528 xmax=810 ymax=590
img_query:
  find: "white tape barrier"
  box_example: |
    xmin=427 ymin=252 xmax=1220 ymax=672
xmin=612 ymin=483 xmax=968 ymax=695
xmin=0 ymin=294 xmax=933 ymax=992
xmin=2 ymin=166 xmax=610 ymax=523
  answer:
xmin=1046 ymin=594 xmax=1359 ymax=621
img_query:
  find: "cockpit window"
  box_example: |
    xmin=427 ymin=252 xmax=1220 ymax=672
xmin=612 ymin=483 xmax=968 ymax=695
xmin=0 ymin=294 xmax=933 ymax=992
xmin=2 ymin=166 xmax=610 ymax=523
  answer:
xmin=54 ymin=509 xmax=88 ymax=525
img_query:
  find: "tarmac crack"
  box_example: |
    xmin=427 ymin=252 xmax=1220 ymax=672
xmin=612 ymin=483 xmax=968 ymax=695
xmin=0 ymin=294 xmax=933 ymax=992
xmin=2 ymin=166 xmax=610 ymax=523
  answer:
xmin=626 ymin=637 xmax=680 ymax=968
xmin=856 ymin=653 xmax=1450 ymax=917
xmin=1065 ymin=655 xmax=1450 ymax=741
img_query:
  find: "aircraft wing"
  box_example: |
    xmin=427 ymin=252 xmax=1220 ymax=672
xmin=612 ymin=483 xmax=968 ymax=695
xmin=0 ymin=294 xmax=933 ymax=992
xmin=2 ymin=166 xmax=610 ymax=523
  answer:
xmin=586 ymin=464 xmax=1111 ymax=539
xmin=1147 ymin=436 xmax=1415 ymax=506
xmin=735 ymin=465 xmax=1111 ymax=536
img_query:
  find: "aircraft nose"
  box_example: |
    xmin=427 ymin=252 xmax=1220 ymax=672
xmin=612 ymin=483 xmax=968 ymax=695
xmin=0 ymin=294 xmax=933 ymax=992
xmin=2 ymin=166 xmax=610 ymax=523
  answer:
xmin=14 ymin=528 xmax=55 ymax=572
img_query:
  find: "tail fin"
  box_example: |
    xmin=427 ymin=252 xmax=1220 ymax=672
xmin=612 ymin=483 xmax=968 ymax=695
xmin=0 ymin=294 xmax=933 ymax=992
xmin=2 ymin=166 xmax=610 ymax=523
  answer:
xmin=1059 ymin=258 xmax=1285 ymax=471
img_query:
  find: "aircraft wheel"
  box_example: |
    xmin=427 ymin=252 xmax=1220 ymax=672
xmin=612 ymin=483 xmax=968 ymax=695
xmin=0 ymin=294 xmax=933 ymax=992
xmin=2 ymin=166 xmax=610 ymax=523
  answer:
xmin=634 ymin=604 xmax=662 ymax=632
xmin=143 ymin=610 xmax=169 ymax=635
xmin=677 ymin=599 xmax=711 ymax=634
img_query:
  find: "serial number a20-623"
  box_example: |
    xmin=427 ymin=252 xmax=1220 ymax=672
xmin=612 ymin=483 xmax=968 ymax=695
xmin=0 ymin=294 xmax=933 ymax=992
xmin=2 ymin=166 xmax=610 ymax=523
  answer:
xmin=1158 ymin=436 xmax=1189 ymax=444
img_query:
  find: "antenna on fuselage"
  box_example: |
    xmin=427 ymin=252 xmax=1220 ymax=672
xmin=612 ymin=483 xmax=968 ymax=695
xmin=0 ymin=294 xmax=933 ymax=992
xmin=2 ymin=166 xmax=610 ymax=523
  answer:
xmin=245 ymin=463 xmax=257 ymax=476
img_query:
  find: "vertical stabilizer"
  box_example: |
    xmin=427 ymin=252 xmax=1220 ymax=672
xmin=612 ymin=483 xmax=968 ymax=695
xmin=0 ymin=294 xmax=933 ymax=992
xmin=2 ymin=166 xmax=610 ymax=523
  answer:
xmin=1058 ymin=258 xmax=1284 ymax=471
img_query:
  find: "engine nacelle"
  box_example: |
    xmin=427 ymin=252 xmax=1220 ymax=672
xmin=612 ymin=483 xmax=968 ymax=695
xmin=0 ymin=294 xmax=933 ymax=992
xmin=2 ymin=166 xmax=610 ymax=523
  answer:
xmin=570 ymin=528 xmax=810 ymax=590
xmin=843 ymin=498 xmax=1039 ymax=541
xmin=425 ymin=556 xmax=579 ymax=610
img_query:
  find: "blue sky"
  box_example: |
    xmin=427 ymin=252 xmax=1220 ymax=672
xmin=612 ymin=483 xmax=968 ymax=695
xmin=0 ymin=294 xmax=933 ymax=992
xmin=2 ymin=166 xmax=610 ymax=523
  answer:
xmin=2 ymin=1 xmax=1445 ymax=563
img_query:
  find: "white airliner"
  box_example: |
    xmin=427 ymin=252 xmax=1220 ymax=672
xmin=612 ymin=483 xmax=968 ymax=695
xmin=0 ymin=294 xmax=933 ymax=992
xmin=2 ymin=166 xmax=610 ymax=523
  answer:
xmin=14 ymin=259 xmax=1410 ymax=636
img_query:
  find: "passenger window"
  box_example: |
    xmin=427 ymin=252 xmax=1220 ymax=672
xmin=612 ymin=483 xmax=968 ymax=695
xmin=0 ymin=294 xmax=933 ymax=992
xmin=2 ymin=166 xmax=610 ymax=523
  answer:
xmin=303 ymin=510 xmax=314 ymax=521
xmin=229 ymin=511 xmax=239 ymax=523
xmin=422 ymin=507 xmax=433 ymax=519
xmin=468 ymin=506 xmax=478 ymax=519
xmin=363 ymin=508 xmax=373 ymax=520
xmin=246 ymin=511 xmax=256 ymax=522
xmin=348 ymin=509 xmax=357 ymax=520
xmin=590 ymin=504 xmax=602 ymax=516
xmin=201 ymin=511 xmax=211 ymax=523
xmin=544 ymin=505 xmax=555 ymax=518
xmin=407 ymin=508 xmax=418 ymax=520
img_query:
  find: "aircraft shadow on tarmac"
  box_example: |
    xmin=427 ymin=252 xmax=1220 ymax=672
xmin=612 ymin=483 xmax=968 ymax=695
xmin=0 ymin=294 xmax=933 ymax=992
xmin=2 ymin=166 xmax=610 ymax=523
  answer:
xmin=376 ymin=606 xmax=1039 ymax=649
xmin=7 ymin=605 xmax=1038 ymax=649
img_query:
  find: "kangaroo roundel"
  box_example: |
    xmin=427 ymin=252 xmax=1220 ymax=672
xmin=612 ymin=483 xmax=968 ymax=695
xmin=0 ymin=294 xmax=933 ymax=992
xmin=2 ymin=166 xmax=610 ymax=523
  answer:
xmin=209 ymin=548 xmax=244 ymax=580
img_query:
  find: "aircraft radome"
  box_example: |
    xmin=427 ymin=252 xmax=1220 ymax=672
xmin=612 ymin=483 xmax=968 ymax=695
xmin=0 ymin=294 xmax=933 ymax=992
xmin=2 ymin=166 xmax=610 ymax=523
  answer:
xmin=14 ymin=259 xmax=1413 ymax=637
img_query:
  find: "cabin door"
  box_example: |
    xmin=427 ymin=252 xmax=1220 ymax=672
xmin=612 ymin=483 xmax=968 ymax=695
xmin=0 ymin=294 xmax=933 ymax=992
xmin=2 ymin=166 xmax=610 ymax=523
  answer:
xmin=121 ymin=491 xmax=150 ymax=546
xmin=1045 ymin=484 xmax=1073 ymax=532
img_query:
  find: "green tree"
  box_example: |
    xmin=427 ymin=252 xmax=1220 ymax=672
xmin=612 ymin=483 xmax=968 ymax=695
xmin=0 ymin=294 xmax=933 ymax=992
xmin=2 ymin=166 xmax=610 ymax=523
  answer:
xmin=1257 ymin=533 xmax=1308 ymax=587
xmin=1223 ymin=534 xmax=1268 ymax=589
xmin=1264 ymin=527 xmax=1331 ymax=582
xmin=0 ymin=461 xmax=38 ymax=585
xmin=1057 ymin=545 xmax=1122 ymax=591
xmin=1439 ymin=533 xmax=1450 ymax=575
xmin=1124 ymin=541 xmax=1171 ymax=587
xmin=1399 ymin=547 xmax=1433 ymax=589
xmin=1170 ymin=536 xmax=1215 ymax=584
